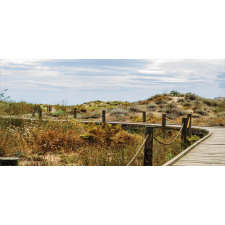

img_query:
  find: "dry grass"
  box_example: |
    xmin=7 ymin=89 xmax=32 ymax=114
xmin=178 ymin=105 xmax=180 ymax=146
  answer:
xmin=0 ymin=92 xmax=222 ymax=166
xmin=1 ymin=93 xmax=224 ymax=127
xmin=0 ymin=117 xmax=201 ymax=166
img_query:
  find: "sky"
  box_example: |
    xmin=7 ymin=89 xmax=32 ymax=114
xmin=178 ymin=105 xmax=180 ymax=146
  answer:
xmin=0 ymin=59 xmax=224 ymax=105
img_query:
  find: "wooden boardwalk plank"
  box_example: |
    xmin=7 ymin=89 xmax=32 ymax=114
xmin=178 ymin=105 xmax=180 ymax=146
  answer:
xmin=173 ymin=127 xmax=225 ymax=166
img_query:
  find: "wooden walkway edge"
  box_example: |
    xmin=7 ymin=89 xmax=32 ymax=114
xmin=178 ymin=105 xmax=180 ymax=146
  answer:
xmin=170 ymin=127 xmax=225 ymax=166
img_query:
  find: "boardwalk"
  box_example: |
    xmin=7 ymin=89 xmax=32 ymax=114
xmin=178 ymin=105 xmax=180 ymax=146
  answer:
xmin=173 ymin=127 xmax=225 ymax=166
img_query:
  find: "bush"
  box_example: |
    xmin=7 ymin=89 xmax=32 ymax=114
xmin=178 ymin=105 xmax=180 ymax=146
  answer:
xmin=195 ymin=109 xmax=208 ymax=116
xmin=155 ymin=99 xmax=167 ymax=105
xmin=192 ymin=100 xmax=202 ymax=111
xmin=177 ymin=98 xmax=185 ymax=103
xmin=147 ymin=94 xmax=162 ymax=101
xmin=2 ymin=102 xmax=35 ymax=115
xmin=170 ymin=90 xmax=180 ymax=96
xmin=217 ymin=112 xmax=225 ymax=117
xmin=166 ymin=103 xmax=178 ymax=109
xmin=183 ymin=101 xmax=192 ymax=107
xmin=177 ymin=110 xmax=189 ymax=116
xmin=165 ymin=107 xmax=187 ymax=116
xmin=203 ymin=98 xmax=218 ymax=106
xmin=185 ymin=93 xmax=198 ymax=100
xmin=128 ymin=105 xmax=143 ymax=112
xmin=147 ymin=103 xmax=157 ymax=111
xmin=165 ymin=108 xmax=177 ymax=114
xmin=80 ymin=112 xmax=101 ymax=119
xmin=110 ymin=108 xmax=129 ymax=117
xmin=77 ymin=105 xmax=87 ymax=113
xmin=52 ymin=109 xmax=65 ymax=117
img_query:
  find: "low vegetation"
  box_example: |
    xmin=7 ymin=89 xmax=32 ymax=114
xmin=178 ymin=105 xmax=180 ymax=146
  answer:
xmin=1 ymin=92 xmax=224 ymax=126
xmin=0 ymin=91 xmax=224 ymax=166
xmin=0 ymin=118 xmax=200 ymax=166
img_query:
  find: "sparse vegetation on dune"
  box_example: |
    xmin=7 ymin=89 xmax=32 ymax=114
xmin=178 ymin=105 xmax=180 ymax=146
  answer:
xmin=0 ymin=92 xmax=224 ymax=166
xmin=0 ymin=92 xmax=224 ymax=127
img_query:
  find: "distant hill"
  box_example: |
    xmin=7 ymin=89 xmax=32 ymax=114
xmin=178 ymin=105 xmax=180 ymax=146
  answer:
xmin=1 ymin=92 xmax=224 ymax=126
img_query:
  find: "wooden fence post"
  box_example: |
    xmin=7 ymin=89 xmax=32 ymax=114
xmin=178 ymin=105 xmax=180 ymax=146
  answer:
xmin=38 ymin=106 xmax=42 ymax=120
xmin=9 ymin=104 xmax=12 ymax=115
xmin=143 ymin=126 xmax=154 ymax=166
xmin=143 ymin=111 xmax=146 ymax=122
xmin=181 ymin=118 xmax=188 ymax=148
xmin=162 ymin=113 xmax=166 ymax=133
xmin=74 ymin=108 xmax=77 ymax=119
xmin=32 ymin=107 xmax=35 ymax=117
xmin=0 ymin=157 xmax=19 ymax=166
xmin=187 ymin=114 xmax=192 ymax=137
xmin=102 ymin=110 xmax=106 ymax=123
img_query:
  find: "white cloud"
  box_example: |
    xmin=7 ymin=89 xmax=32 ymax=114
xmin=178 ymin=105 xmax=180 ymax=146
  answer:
xmin=1 ymin=59 xmax=224 ymax=103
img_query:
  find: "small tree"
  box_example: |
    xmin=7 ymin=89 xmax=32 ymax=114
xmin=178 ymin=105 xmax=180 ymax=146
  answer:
xmin=0 ymin=89 xmax=10 ymax=101
xmin=170 ymin=90 xmax=180 ymax=96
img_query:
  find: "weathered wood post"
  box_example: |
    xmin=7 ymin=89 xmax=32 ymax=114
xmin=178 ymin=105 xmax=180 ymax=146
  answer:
xmin=187 ymin=114 xmax=192 ymax=137
xmin=38 ymin=106 xmax=42 ymax=120
xmin=143 ymin=111 xmax=146 ymax=122
xmin=0 ymin=157 xmax=19 ymax=166
xmin=162 ymin=113 xmax=166 ymax=133
xmin=9 ymin=103 xmax=12 ymax=115
xmin=32 ymin=108 xmax=35 ymax=117
xmin=102 ymin=110 xmax=106 ymax=123
xmin=143 ymin=126 xmax=154 ymax=166
xmin=181 ymin=118 xmax=188 ymax=149
xmin=74 ymin=108 xmax=77 ymax=119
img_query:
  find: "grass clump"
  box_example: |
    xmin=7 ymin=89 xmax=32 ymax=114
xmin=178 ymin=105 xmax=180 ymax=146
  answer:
xmin=110 ymin=108 xmax=129 ymax=117
xmin=185 ymin=93 xmax=199 ymax=101
xmin=177 ymin=98 xmax=185 ymax=103
xmin=147 ymin=103 xmax=157 ymax=111
xmin=128 ymin=105 xmax=143 ymax=112
xmin=0 ymin=101 xmax=35 ymax=115
xmin=52 ymin=109 xmax=65 ymax=117
xmin=79 ymin=112 xmax=101 ymax=119
xmin=195 ymin=109 xmax=208 ymax=116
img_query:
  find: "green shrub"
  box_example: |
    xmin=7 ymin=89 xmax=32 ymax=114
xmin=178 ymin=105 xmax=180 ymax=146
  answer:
xmin=165 ymin=107 xmax=187 ymax=116
xmin=1 ymin=101 xmax=35 ymax=115
xmin=202 ymin=98 xmax=218 ymax=106
xmin=155 ymin=99 xmax=167 ymax=105
xmin=177 ymin=110 xmax=189 ymax=116
xmin=217 ymin=112 xmax=225 ymax=117
xmin=110 ymin=108 xmax=129 ymax=117
xmin=147 ymin=94 xmax=162 ymax=101
xmin=147 ymin=103 xmax=157 ymax=111
xmin=52 ymin=109 xmax=65 ymax=117
xmin=170 ymin=90 xmax=180 ymax=96
xmin=195 ymin=109 xmax=208 ymax=116
xmin=183 ymin=101 xmax=192 ymax=107
xmin=159 ymin=104 xmax=166 ymax=109
xmin=128 ymin=105 xmax=143 ymax=112
xmin=187 ymin=135 xmax=201 ymax=145
xmin=185 ymin=93 xmax=198 ymax=100
xmin=177 ymin=98 xmax=185 ymax=103
xmin=80 ymin=112 xmax=101 ymax=119
xmin=166 ymin=103 xmax=178 ymax=109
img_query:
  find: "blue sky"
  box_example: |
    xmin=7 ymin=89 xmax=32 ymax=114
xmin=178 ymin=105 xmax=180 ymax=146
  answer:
xmin=0 ymin=59 xmax=224 ymax=105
